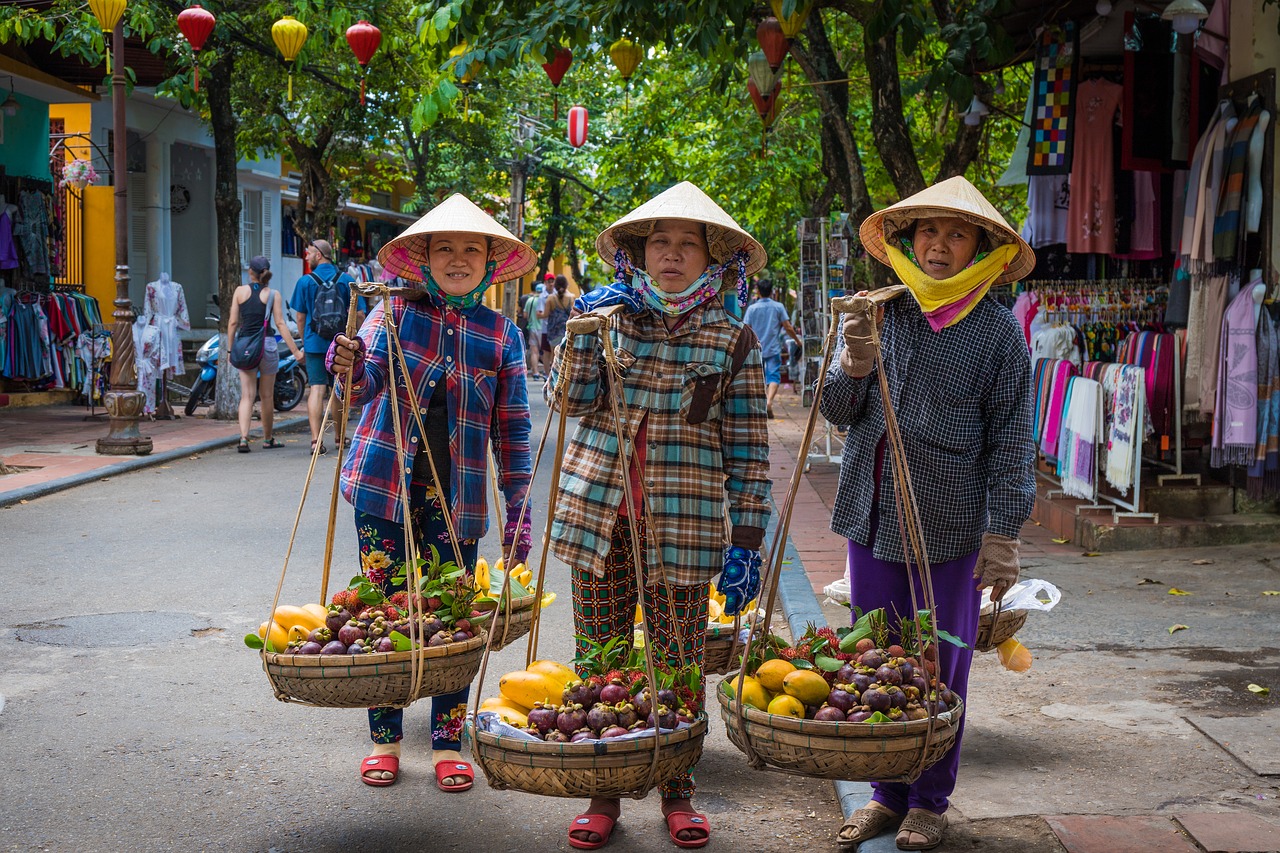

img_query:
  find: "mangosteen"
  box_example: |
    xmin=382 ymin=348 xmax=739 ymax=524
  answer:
xmin=859 ymin=650 xmax=884 ymax=669
xmin=320 ymin=640 xmax=348 ymax=655
xmin=898 ymin=660 xmax=915 ymax=681
xmin=422 ymin=616 xmax=445 ymax=636
xmin=905 ymin=707 xmax=928 ymax=721
xmin=375 ymin=637 xmax=394 ymax=653
xmin=875 ymin=664 xmax=902 ymax=686
xmin=297 ymin=641 xmax=324 ymax=655
xmin=614 ymin=702 xmax=639 ymax=729
xmin=648 ymin=705 xmax=678 ymax=731
xmin=570 ymin=730 xmax=595 ymax=743
xmin=307 ymin=627 xmax=333 ymax=645
xmin=938 ymin=686 xmax=956 ymax=707
xmin=586 ymin=704 xmax=617 ymax=733
xmin=886 ymin=686 xmax=908 ymax=711
xmin=452 ymin=630 xmax=471 ymax=643
xmin=600 ymin=725 xmax=629 ymax=739
xmin=527 ymin=702 xmax=558 ymax=735
xmin=599 ymin=681 xmax=630 ymax=705
xmin=557 ymin=703 xmax=588 ymax=737
xmin=427 ymin=631 xmax=450 ymax=647
xmin=827 ymin=686 xmax=857 ymax=712
xmin=326 ymin=608 xmax=351 ymax=634
xmin=862 ymin=687 xmax=891 ymax=713
xmin=847 ymin=709 xmax=873 ymax=723
xmin=657 ymin=688 xmax=678 ymax=710
xmin=851 ymin=672 xmax=874 ymax=693
xmin=909 ymin=675 xmax=930 ymax=696
xmin=544 ymin=730 xmax=569 ymax=743
xmin=813 ymin=706 xmax=847 ymax=723
xmin=338 ymin=621 xmax=366 ymax=647
xmin=563 ymin=680 xmax=598 ymax=708
xmin=836 ymin=664 xmax=859 ymax=684
xmin=632 ymin=688 xmax=653 ymax=719
xmin=347 ymin=642 xmax=368 ymax=655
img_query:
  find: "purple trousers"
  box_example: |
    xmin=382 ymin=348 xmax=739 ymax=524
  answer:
xmin=847 ymin=538 xmax=980 ymax=815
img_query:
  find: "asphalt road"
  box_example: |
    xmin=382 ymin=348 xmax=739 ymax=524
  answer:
xmin=0 ymin=387 xmax=843 ymax=853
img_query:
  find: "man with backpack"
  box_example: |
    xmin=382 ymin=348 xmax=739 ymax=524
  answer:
xmin=290 ymin=239 xmax=366 ymax=454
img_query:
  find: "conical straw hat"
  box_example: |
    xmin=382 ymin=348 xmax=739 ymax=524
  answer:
xmin=596 ymin=182 xmax=768 ymax=280
xmin=377 ymin=193 xmax=537 ymax=284
xmin=858 ymin=176 xmax=1035 ymax=284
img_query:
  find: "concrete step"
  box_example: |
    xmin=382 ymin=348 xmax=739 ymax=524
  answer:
xmin=1141 ymin=482 xmax=1234 ymax=517
xmin=1078 ymin=512 xmax=1280 ymax=552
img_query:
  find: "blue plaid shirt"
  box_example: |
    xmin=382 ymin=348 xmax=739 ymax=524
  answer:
xmin=335 ymin=293 xmax=532 ymax=537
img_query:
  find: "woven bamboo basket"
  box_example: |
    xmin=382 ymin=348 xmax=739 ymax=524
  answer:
xmin=717 ymin=686 xmax=963 ymax=781
xmin=474 ymin=716 xmax=708 ymax=799
xmin=476 ymin=593 xmax=537 ymax=652
xmin=263 ymin=632 xmax=486 ymax=708
xmin=974 ymin=608 xmax=1028 ymax=653
xmin=702 ymin=624 xmax=737 ymax=676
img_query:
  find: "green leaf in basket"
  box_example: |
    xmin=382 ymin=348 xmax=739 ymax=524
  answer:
xmin=390 ymin=630 xmax=413 ymax=652
xmin=244 ymin=632 xmax=264 ymax=650
xmin=474 ymin=596 xmax=499 ymax=610
xmin=935 ymin=628 xmax=968 ymax=649
xmin=791 ymin=657 xmax=815 ymax=670
xmin=864 ymin=711 xmax=892 ymax=723
xmin=839 ymin=607 xmax=884 ymax=652
xmin=814 ymin=654 xmax=845 ymax=673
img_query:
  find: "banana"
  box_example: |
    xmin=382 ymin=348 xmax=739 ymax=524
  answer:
xmin=474 ymin=557 xmax=491 ymax=594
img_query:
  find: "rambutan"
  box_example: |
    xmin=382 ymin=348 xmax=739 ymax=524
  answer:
xmin=815 ymin=626 xmax=840 ymax=645
xmin=388 ymin=591 xmax=409 ymax=608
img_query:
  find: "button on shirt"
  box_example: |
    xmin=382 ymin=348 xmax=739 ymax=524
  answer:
xmin=819 ymin=296 xmax=1035 ymax=563
xmin=336 ymin=295 xmax=531 ymax=535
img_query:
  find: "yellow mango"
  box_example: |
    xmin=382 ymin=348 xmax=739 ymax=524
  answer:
xmin=782 ymin=669 xmax=830 ymax=706
xmin=272 ymin=605 xmax=324 ymax=632
xmin=480 ymin=697 xmax=529 ymax=726
xmin=755 ymin=659 xmax=797 ymax=694
xmin=726 ymin=675 xmax=770 ymax=711
xmin=767 ymin=693 xmax=805 ymax=718
xmin=527 ymin=660 xmax=576 ymax=688
xmin=257 ymin=620 xmax=289 ymax=652
xmin=301 ymin=602 xmax=329 ymax=622
xmin=499 ymin=670 xmax=565 ymax=709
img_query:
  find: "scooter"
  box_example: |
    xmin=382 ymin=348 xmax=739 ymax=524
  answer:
xmin=184 ymin=327 xmax=306 ymax=416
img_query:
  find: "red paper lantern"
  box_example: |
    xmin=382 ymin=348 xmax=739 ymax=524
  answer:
xmin=757 ymin=17 xmax=789 ymax=71
xmin=345 ymin=19 xmax=382 ymax=105
xmin=748 ymin=80 xmax=782 ymax=122
xmin=177 ymin=4 xmax=216 ymax=92
xmin=567 ymin=105 xmax=588 ymax=148
xmin=541 ymin=47 xmax=573 ymax=119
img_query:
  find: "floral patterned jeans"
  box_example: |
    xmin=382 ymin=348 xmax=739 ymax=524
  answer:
xmin=355 ymin=480 xmax=478 ymax=749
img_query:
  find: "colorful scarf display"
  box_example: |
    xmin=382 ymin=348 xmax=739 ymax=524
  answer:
xmin=1211 ymin=285 xmax=1260 ymax=467
xmin=1033 ymin=357 xmax=1077 ymax=460
xmin=1057 ymin=376 xmax=1101 ymax=499
xmin=884 ymin=242 xmax=1018 ymax=332
xmin=1249 ymin=307 xmax=1280 ymax=498
xmin=1212 ymin=100 xmax=1264 ymax=264
xmin=1104 ymin=365 xmax=1145 ymax=496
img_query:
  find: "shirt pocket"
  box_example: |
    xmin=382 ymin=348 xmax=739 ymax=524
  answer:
xmin=472 ymin=366 xmax=498 ymax=409
xmin=681 ymin=362 xmax=726 ymax=425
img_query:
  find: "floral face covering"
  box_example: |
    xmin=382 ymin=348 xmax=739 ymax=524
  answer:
xmin=418 ymin=260 xmax=497 ymax=309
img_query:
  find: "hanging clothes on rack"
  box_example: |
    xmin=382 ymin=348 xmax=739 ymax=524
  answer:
xmin=1211 ymin=285 xmax=1260 ymax=467
xmin=1033 ymin=357 xmax=1077 ymax=460
xmin=1250 ymin=307 xmax=1280 ymax=498
xmin=1067 ymin=78 xmax=1124 ymax=255
xmin=1057 ymin=375 xmax=1102 ymax=499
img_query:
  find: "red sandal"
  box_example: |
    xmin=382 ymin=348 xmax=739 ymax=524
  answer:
xmin=568 ymin=813 xmax=617 ymax=850
xmin=359 ymin=754 xmax=399 ymax=787
xmin=665 ymin=811 xmax=709 ymax=849
xmin=434 ymin=759 xmax=474 ymax=792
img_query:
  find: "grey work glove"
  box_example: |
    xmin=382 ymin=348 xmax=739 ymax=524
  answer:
xmin=839 ymin=299 xmax=880 ymax=378
xmin=973 ymin=532 xmax=1020 ymax=603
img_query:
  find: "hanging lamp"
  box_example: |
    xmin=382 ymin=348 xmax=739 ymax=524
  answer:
xmin=609 ymin=37 xmax=642 ymax=112
xmin=769 ymin=0 xmax=813 ymax=39
xmin=757 ymin=17 xmax=789 ymax=71
xmin=345 ymin=20 xmax=382 ymax=105
xmin=567 ymin=105 xmax=588 ymax=148
xmin=176 ymin=4 xmax=215 ymax=93
xmin=541 ymin=47 xmax=573 ymax=120
xmin=271 ymin=15 xmax=309 ymax=102
xmin=88 ymin=0 xmax=128 ymax=74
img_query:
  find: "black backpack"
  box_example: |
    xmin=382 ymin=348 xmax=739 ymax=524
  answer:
xmin=309 ymin=271 xmax=345 ymax=340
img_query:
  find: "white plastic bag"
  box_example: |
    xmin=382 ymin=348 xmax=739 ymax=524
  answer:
xmin=980 ymin=578 xmax=1061 ymax=615
xmin=823 ymin=576 xmax=851 ymax=605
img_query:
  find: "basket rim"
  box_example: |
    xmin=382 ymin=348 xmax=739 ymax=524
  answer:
xmin=716 ymin=679 xmax=963 ymax=736
xmin=979 ymin=606 xmax=1029 ymax=620
xmin=263 ymin=629 xmax=487 ymax=667
xmin=475 ymin=715 xmax=708 ymax=756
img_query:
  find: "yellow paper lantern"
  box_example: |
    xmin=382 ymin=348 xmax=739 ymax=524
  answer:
xmin=272 ymin=15 xmax=309 ymax=101
xmin=608 ymin=37 xmax=642 ymax=81
xmin=769 ymin=0 xmax=814 ymax=39
xmin=88 ymin=0 xmax=128 ymax=74
xmin=448 ymin=43 xmax=481 ymax=85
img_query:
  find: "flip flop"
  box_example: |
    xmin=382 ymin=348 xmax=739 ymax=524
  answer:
xmin=568 ymin=813 xmax=617 ymax=850
xmin=665 ymin=812 xmax=709 ymax=849
xmin=360 ymin=754 xmax=399 ymax=787
xmin=434 ymin=760 xmax=474 ymax=792
xmin=311 ymin=441 xmax=327 ymax=455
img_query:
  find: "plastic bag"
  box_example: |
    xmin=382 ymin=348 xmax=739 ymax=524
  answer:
xmin=980 ymin=578 xmax=1061 ymax=615
xmin=823 ymin=576 xmax=851 ymax=605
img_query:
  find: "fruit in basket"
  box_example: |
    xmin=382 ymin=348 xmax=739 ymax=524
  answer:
xmin=297 ymin=641 xmax=323 ymax=655
xmin=599 ymin=680 xmax=629 ymax=705
xmin=326 ymin=608 xmax=351 ymax=634
xmin=587 ymin=703 xmax=618 ymax=732
xmin=338 ymin=621 xmax=366 ymax=646
xmin=614 ymin=701 xmax=639 ymax=729
xmin=782 ymin=670 xmax=830 ymax=706
xmin=600 ymin=725 xmax=629 ymax=739
xmin=544 ymin=730 xmax=569 ymax=743
xmin=557 ymin=704 xmax=588 ymax=737
xmin=632 ymin=687 xmax=653 ymax=719
xmin=827 ymin=685 xmax=858 ymax=712
xmin=861 ymin=686 xmax=891 ymax=712
xmin=481 ymin=697 xmax=530 ymax=727
xmin=571 ymin=730 xmax=595 ymax=743
xmin=875 ymin=664 xmax=902 ymax=686
xmin=756 ymin=659 xmax=796 ymax=693
xmin=648 ymin=705 xmax=678 ymax=730
xmin=813 ymin=705 xmax=847 ymax=722
xmin=767 ymin=694 xmax=805 ymax=718
xmin=528 ymin=660 xmax=576 ymax=685
xmin=527 ymin=701 xmax=558 ymax=735
xmin=257 ymin=620 xmax=289 ymax=651
xmin=563 ymin=679 xmax=600 ymax=708
xmin=321 ymin=640 xmax=347 ymax=655
xmin=500 ymin=670 xmax=565 ymax=709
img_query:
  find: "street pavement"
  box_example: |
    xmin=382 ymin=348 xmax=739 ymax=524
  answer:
xmin=1 ymin=380 xmax=1279 ymax=852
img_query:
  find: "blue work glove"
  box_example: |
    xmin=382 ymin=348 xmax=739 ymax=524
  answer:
xmin=717 ymin=545 xmax=762 ymax=617
xmin=573 ymin=282 xmax=643 ymax=315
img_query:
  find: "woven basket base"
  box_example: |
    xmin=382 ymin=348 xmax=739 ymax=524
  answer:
xmin=475 ymin=717 xmax=708 ymax=799
xmin=717 ymin=687 xmax=962 ymax=782
xmin=264 ymin=633 xmax=486 ymax=708
xmin=974 ymin=609 xmax=1028 ymax=652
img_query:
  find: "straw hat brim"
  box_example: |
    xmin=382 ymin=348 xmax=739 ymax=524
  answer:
xmin=858 ymin=176 xmax=1035 ymax=285
xmin=595 ymin=182 xmax=768 ymax=284
xmin=377 ymin=193 xmax=537 ymax=285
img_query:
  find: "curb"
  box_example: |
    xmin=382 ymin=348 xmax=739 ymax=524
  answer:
xmin=769 ymin=514 xmax=886 ymax=846
xmin=0 ymin=416 xmax=309 ymax=508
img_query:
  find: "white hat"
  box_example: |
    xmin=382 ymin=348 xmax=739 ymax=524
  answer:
xmin=595 ymin=182 xmax=768 ymax=286
xmin=377 ymin=193 xmax=536 ymax=284
xmin=858 ymin=176 xmax=1035 ymax=285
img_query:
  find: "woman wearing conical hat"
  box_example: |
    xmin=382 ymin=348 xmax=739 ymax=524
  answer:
xmin=823 ymin=176 xmax=1036 ymax=851
xmin=326 ymin=194 xmax=535 ymax=792
xmin=549 ymin=182 xmax=773 ymax=849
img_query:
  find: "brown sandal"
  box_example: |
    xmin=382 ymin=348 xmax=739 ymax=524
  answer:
xmin=894 ymin=809 xmax=946 ymax=851
xmin=837 ymin=805 xmax=901 ymax=850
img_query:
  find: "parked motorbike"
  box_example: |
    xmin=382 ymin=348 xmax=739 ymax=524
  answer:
xmin=184 ymin=328 xmax=306 ymax=416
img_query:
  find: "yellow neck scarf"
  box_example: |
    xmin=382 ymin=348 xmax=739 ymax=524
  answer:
xmin=884 ymin=242 xmax=1018 ymax=330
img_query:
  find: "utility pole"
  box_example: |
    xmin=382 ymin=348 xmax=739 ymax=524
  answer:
xmin=505 ymin=113 xmax=531 ymax=320
xmin=97 ymin=20 xmax=152 ymax=456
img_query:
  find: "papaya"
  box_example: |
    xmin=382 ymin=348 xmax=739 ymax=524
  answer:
xmin=527 ymin=660 xmax=576 ymax=688
xmin=767 ymin=694 xmax=805 ymax=718
xmin=300 ymin=602 xmax=329 ymax=622
xmin=782 ymin=669 xmax=830 ymax=706
xmin=498 ymin=670 xmax=565 ymax=709
xmin=480 ymin=697 xmax=529 ymax=726
xmin=755 ymin=659 xmax=797 ymax=694
xmin=257 ymin=620 xmax=288 ymax=652
xmin=272 ymin=605 xmax=324 ymax=632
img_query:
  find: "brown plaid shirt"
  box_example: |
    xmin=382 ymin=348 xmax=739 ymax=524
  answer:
xmin=548 ymin=298 xmax=772 ymax=586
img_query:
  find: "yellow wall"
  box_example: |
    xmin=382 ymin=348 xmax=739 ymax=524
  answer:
xmin=48 ymin=103 xmax=92 ymax=159
xmin=83 ymin=186 xmax=117 ymax=312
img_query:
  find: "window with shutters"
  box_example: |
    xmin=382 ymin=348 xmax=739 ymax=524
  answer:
xmin=240 ymin=188 xmax=263 ymax=261
xmin=127 ymin=172 xmax=148 ymax=266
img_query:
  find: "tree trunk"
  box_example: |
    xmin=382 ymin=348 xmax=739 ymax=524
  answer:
xmin=206 ymin=47 xmax=242 ymax=421
xmin=863 ymin=25 xmax=926 ymax=198
xmin=536 ymin=174 xmax=562 ymax=280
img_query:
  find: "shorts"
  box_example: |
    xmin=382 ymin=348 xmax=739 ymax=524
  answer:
xmin=762 ymin=353 xmax=782 ymax=386
xmin=539 ymin=334 xmax=552 ymax=354
xmin=258 ymin=337 xmax=279 ymax=377
xmin=305 ymin=352 xmax=333 ymax=387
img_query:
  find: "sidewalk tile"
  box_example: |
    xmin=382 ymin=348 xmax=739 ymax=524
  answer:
xmin=1174 ymin=812 xmax=1280 ymax=853
xmin=1045 ymin=815 xmax=1200 ymax=853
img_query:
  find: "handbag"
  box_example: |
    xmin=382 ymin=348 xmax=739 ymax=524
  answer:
xmin=229 ymin=290 xmax=271 ymax=370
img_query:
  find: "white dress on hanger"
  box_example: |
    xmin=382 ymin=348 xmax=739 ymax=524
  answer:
xmin=142 ymin=273 xmax=191 ymax=375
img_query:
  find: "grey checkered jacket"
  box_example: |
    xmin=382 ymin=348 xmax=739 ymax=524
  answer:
xmin=819 ymin=295 xmax=1035 ymax=564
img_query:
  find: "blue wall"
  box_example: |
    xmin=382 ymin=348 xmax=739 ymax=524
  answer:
xmin=0 ymin=92 xmax=51 ymax=180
